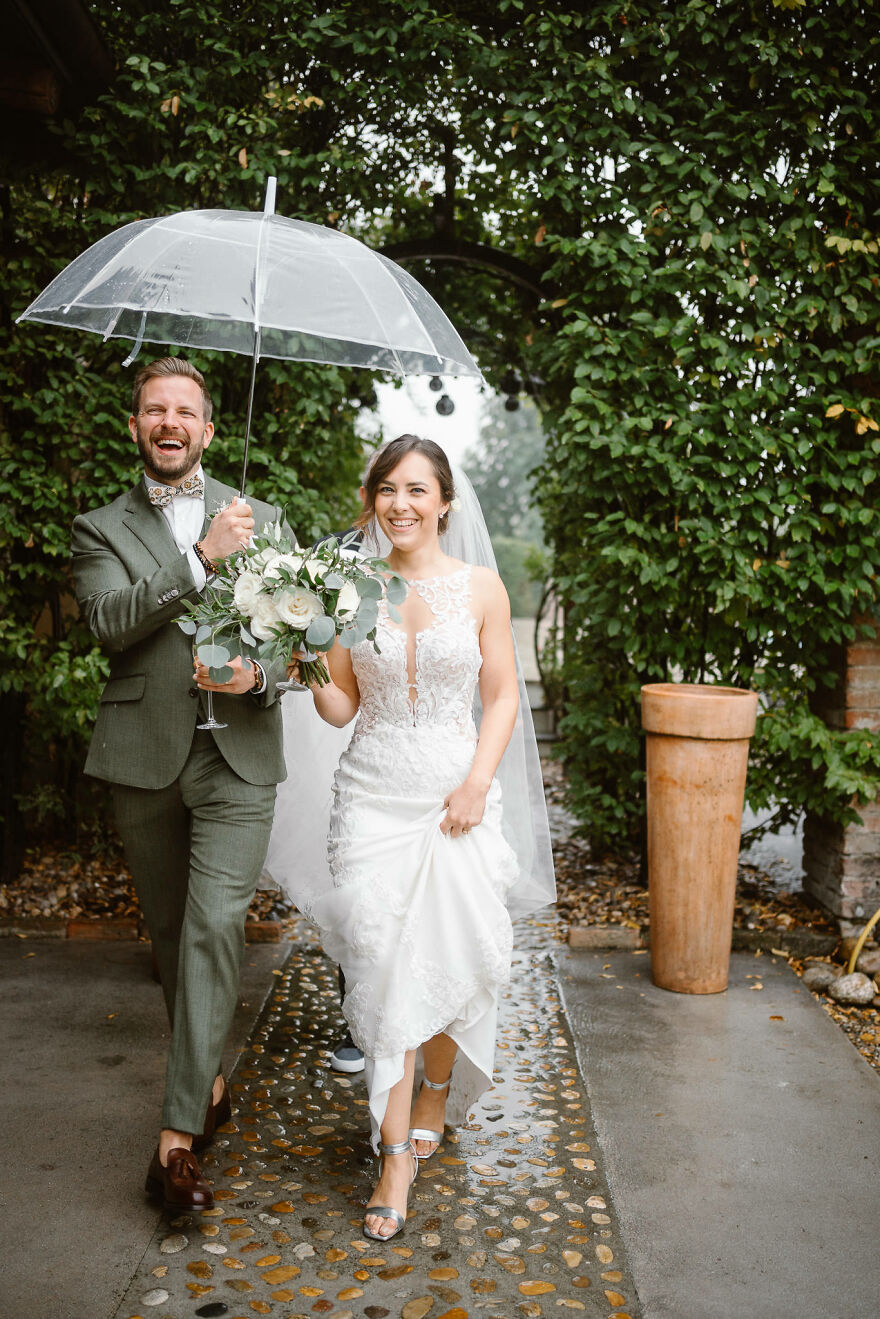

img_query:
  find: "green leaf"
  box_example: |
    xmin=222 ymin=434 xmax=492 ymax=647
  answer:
xmin=197 ymin=643 xmax=230 ymax=667
xmin=386 ymin=575 xmax=409 ymax=605
xmin=357 ymin=575 xmax=383 ymax=599
xmin=305 ymin=615 xmax=336 ymax=648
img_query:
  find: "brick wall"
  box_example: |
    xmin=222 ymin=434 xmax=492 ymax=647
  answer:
xmin=803 ymin=617 xmax=880 ymax=929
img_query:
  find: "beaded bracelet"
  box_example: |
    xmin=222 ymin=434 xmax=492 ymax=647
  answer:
xmin=193 ymin=540 xmax=218 ymax=576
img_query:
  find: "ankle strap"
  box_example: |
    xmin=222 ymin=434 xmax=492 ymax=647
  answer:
xmin=422 ymin=1073 xmax=452 ymax=1091
xmin=379 ymin=1139 xmax=415 ymax=1156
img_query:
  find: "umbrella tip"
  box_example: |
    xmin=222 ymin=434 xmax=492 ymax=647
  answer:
xmin=264 ymin=177 xmax=277 ymax=216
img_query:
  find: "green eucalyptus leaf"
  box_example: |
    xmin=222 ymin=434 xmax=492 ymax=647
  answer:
xmin=305 ymin=615 xmax=337 ymax=648
xmin=196 ymin=643 xmax=230 ymax=667
xmin=356 ymin=575 xmax=383 ymax=599
xmin=385 ymin=575 xmax=409 ymax=605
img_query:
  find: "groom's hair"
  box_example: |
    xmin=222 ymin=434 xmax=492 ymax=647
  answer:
xmin=357 ymin=434 xmax=456 ymax=535
xmin=131 ymin=357 xmax=214 ymax=423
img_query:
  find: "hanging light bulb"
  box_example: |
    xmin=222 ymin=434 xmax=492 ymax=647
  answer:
xmin=436 ymin=394 xmax=455 ymax=416
xmin=428 ymin=375 xmax=443 ymax=392
xmin=504 ymin=395 xmax=520 ymax=412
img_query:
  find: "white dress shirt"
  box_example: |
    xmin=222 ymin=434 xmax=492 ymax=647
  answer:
xmin=144 ymin=468 xmax=208 ymax=590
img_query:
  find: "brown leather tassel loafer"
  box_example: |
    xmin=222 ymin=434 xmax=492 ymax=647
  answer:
xmin=145 ymin=1146 xmax=214 ymax=1212
xmin=192 ymin=1076 xmax=233 ymax=1152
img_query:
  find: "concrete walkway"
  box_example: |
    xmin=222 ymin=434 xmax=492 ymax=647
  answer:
xmin=0 ymin=935 xmax=289 ymax=1319
xmin=557 ymin=948 xmax=880 ymax=1319
xmin=2 ymin=929 xmax=878 ymax=1319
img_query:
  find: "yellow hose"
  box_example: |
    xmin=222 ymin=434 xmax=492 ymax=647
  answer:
xmin=846 ymin=904 xmax=880 ymax=975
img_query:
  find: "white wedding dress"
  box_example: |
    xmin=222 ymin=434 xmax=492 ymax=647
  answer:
xmin=303 ymin=564 xmax=518 ymax=1148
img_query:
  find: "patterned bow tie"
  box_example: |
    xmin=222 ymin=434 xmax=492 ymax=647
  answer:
xmin=147 ymin=474 xmax=205 ymax=507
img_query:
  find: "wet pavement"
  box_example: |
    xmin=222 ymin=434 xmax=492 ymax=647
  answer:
xmin=113 ymin=915 xmax=640 ymax=1319
xmin=6 ymin=897 xmax=877 ymax=1318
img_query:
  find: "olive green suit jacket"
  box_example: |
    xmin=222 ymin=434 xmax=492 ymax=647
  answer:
xmin=71 ymin=474 xmax=288 ymax=789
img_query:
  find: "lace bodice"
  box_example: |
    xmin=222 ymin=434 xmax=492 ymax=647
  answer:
xmin=351 ymin=566 xmax=481 ymax=738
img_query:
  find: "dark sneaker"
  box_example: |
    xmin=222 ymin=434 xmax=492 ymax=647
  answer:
xmin=329 ymin=1032 xmax=365 ymax=1073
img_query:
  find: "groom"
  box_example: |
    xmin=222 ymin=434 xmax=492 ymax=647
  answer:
xmin=72 ymin=356 xmax=288 ymax=1211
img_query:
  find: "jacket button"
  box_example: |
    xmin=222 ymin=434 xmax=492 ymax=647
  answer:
xmin=188 ymin=688 xmax=198 ymax=699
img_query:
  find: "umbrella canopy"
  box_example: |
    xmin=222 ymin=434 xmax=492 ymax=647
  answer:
xmin=18 ymin=179 xmax=480 ymax=491
xmin=17 ymin=200 xmax=479 ymax=379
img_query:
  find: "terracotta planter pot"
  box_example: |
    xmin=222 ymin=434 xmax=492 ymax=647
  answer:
xmin=641 ymin=682 xmax=759 ymax=994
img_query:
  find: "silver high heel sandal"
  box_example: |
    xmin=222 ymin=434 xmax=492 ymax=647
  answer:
xmin=362 ymin=1139 xmax=418 ymax=1241
xmin=408 ymin=1072 xmax=452 ymax=1161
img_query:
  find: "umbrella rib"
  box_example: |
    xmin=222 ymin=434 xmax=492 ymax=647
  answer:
xmin=56 ymin=218 xmax=156 ymax=315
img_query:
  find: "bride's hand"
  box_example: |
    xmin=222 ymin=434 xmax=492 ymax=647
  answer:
xmin=440 ymin=780 xmax=488 ymax=839
xmin=286 ymin=649 xmax=329 ymax=690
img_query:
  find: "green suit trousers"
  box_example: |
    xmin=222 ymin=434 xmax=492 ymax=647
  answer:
xmin=112 ymin=729 xmax=277 ymax=1134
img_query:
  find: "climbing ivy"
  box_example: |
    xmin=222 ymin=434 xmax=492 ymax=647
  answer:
xmin=527 ymin=0 xmax=880 ymax=846
xmin=2 ymin=0 xmax=879 ymax=869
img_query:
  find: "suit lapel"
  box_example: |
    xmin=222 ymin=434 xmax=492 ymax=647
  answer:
xmin=122 ymin=474 xmax=240 ymax=562
xmin=202 ymin=476 xmax=239 ymax=538
xmin=123 ymin=480 xmax=180 ymax=566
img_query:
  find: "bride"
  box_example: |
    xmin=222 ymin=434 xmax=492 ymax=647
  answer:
xmin=271 ymin=434 xmax=554 ymax=1241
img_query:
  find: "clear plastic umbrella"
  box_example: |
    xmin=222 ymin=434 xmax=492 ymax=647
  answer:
xmin=17 ymin=178 xmax=480 ymax=491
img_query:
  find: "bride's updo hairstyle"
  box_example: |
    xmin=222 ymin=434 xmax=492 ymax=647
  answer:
xmin=357 ymin=434 xmax=456 ymax=535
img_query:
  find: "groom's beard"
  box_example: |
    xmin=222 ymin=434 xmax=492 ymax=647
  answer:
xmin=135 ymin=422 xmax=207 ymax=484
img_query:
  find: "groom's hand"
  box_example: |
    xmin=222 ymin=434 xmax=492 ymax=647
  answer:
xmin=194 ymin=655 xmax=261 ymax=695
xmin=200 ymin=500 xmax=255 ymax=561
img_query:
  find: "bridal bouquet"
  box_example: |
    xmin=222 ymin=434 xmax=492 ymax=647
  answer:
xmin=177 ymin=518 xmax=407 ymax=687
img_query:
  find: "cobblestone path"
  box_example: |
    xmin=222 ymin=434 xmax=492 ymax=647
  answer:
xmin=115 ymin=916 xmax=640 ymax=1319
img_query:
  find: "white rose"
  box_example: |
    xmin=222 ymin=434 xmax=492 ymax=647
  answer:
xmin=248 ymin=593 xmax=281 ymax=640
xmin=253 ymin=546 xmax=280 ymax=568
xmin=263 ymin=551 xmax=304 ymax=582
xmin=233 ymin=571 xmax=263 ymax=614
xmin=275 ymin=587 xmax=324 ymax=629
xmin=336 ymin=580 xmax=360 ymax=615
xmin=304 ymin=557 xmax=328 ymax=583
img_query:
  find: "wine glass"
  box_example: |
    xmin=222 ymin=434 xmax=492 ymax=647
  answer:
xmin=194 ymin=644 xmax=228 ymax=730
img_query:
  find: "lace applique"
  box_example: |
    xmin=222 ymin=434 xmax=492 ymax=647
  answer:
xmin=351 ymin=566 xmax=481 ymax=739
